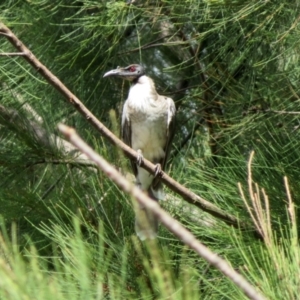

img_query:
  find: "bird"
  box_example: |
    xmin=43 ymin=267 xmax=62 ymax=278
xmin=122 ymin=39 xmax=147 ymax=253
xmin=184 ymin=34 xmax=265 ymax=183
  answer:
xmin=103 ymin=64 xmax=176 ymax=240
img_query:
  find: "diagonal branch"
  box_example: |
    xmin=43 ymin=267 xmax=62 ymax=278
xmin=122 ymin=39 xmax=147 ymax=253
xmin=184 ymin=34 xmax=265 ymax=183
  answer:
xmin=0 ymin=52 xmax=27 ymax=56
xmin=0 ymin=22 xmax=256 ymax=234
xmin=58 ymin=123 xmax=266 ymax=300
xmin=0 ymin=104 xmax=93 ymax=166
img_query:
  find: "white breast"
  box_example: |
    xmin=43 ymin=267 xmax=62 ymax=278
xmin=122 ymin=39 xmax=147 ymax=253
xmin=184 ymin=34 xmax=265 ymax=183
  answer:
xmin=121 ymin=75 xmax=176 ymax=192
xmin=124 ymin=76 xmax=169 ymax=162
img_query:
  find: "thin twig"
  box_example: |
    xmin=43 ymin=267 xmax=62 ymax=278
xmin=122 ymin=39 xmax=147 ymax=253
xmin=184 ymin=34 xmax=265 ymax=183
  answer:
xmin=2 ymin=83 xmax=44 ymax=123
xmin=58 ymin=123 xmax=266 ymax=300
xmin=0 ymin=104 xmax=93 ymax=166
xmin=239 ymin=151 xmax=274 ymax=243
xmin=0 ymin=32 xmax=11 ymax=37
xmin=284 ymin=176 xmax=295 ymax=226
xmin=238 ymin=182 xmax=262 ymax=238
xmin=0 ymin=22 xmax=255 ymax=232
xmin=0 ymin=52 xmax=26 ymax=56
xmin=245 ymin=107 xmax=300 ymax=115
xmin=266 ymin=109 xmax=300 ymax=115
xmin=117 ymin=35 xmax=173 ymax=55
xmin=247 ymin=151 xmax=264 ymax=239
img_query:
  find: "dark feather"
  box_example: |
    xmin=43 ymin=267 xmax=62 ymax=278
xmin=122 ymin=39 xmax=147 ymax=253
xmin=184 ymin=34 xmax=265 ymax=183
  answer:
xmin=152 ymin=98 xmax=176 ymax=191
xmin=122 ymin=116 xmax=138 ymax=177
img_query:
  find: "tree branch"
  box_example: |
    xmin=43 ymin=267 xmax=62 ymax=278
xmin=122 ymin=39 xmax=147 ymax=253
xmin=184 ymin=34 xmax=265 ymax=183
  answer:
xmin=2 ymin=83 xmax=44 ymax=123
xmin=0 ymin=52 xmax=26 ymax=56
xmin=245 ymin=107 xmax=300 ymax=115
xmin=0 ymin=104 xmax=93 ymax=166
xmin=0 ymin=22 xmax=257 ymax=234
xmin=58 ymin=123 xmax=266 ymax=300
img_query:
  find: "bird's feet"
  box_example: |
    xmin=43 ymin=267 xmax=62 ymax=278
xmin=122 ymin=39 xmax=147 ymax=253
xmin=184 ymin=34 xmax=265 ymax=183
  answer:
xmin=137 ymin=149 xmax=144 ymax=166
xmin=154 ymin=163 xmax=163 ymax=177
xmin=136 ymin=150 xmax=162 ymax=177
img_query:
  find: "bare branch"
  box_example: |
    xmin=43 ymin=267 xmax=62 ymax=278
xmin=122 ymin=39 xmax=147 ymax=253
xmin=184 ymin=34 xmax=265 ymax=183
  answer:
xmin=58 ymin=123 xmax=267 ymax=300
xmin=244 ymin=106 xmax=300 ymax=115
xmin=2 ymin=83 xmax=44 ymax=123
xmin=0 ymin=22 xmax=256 ymax=233
xmin=0 ymin=32 xmax=11 ymax=37
xmin=0 ymin=52 xmax=26 ymax=56
xmin=265 ymin=109 xmax=300 ymax=115
xmin=0 ymin=104 xmax=93 ymax=167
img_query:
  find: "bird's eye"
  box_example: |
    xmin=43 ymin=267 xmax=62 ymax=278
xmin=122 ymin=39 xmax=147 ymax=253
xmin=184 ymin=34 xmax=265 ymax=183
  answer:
xmin=129 ymin=66 xmax=136 ymax=72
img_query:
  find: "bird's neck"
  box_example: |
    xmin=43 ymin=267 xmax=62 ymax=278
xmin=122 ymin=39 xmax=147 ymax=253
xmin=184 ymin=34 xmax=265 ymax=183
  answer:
xmin=130 ymin=75 xmax=158 ymax=101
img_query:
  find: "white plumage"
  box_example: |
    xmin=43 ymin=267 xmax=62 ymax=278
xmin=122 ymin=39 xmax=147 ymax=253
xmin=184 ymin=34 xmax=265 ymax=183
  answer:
xmin=123 ymin=75 xmax=175 ymax=193
xmin=104 ymin=64 xmax=176 ymax=240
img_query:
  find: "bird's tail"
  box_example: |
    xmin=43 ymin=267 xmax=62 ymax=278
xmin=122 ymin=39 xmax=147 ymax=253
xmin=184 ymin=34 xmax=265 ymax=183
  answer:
xmin=135 ymin=187 xmax=160 ymax=241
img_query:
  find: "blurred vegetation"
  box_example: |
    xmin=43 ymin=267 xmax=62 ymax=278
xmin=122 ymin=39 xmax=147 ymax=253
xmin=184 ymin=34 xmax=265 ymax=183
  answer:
xmin=1 ymin=0 xmax=300 ymax=299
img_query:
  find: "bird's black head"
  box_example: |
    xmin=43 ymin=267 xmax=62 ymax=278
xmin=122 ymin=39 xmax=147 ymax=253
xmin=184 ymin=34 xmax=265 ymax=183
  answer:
xmin=103 ymin=64 xmax=145 ymax=82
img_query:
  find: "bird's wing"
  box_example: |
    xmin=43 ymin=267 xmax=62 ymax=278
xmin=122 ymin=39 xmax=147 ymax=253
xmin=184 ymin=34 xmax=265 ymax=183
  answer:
xmin=121 ymin=103 xmax=138 ymax=177
xmin=152 ymin=96 xmax=176 ymax=190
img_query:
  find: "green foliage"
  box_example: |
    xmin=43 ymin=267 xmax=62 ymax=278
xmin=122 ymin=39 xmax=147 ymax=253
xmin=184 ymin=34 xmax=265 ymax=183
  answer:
xmin=1 ymin=0 xmax=300 ymax=299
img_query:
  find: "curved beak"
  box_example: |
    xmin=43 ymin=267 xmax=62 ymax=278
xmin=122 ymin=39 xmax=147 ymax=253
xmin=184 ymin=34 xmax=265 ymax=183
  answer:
xmin=103 ymin=67 xmax=124 ymax=78
xmin=103 ymin=65 xmax=140 ymax=81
